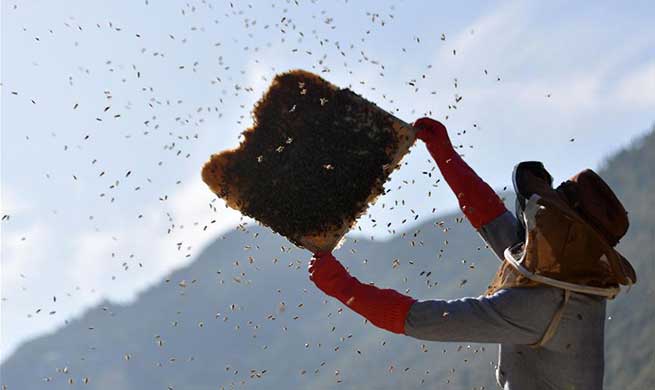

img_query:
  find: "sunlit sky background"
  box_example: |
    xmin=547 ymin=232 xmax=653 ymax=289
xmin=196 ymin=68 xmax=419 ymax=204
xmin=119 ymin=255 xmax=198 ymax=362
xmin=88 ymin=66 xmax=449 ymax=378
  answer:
xmin=2 ymin=0 xmax=654 ymax=361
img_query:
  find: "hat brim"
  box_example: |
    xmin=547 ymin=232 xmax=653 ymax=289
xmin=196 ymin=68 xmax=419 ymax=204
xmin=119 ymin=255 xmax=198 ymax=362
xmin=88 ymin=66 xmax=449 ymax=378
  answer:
xmin=503 ymin=194 xmax=635 ymax=297
xmin=528 ymin=194 xmax=637 ymax=287
xmin=613 ymin=250 xmax=637 ymax=285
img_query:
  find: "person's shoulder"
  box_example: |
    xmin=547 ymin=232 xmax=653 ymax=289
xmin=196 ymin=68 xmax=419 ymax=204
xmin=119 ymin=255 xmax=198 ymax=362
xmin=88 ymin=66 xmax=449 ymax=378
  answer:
xmin=490 ymin=285 xmax=564 ymax=303
xmin=493 ymin=287 xmax=605 ymax=309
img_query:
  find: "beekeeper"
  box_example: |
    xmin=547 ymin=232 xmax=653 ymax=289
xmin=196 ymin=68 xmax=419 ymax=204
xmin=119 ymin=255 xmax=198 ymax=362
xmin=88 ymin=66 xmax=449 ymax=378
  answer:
xmin=308 ymin=117 xmax=636 ymax=390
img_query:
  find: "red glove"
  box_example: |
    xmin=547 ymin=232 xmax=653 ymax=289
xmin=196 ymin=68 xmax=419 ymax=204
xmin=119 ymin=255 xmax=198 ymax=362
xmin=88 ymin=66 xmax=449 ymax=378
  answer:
xmin=309 ymin=252 xmax=416 ymax=334
xmin=413 ymin=117 xmax=506 ymax=229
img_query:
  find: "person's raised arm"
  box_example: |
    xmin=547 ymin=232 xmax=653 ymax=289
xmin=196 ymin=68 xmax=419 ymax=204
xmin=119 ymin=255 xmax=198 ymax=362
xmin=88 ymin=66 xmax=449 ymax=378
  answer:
xmin=413 ymin=117 xmax=506 ymax=229
xmin=413 ymin=117 xmax=520 ymax=258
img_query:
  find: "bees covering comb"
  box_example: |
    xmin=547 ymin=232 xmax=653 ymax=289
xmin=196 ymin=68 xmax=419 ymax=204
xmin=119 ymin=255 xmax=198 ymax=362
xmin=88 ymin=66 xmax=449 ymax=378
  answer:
xmin=202 ymin=70 xmax=416 ymax=252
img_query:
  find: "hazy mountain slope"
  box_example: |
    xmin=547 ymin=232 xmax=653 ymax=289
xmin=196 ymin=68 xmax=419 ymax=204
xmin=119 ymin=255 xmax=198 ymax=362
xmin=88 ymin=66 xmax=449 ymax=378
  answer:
xmin=1 ymin=212 xmax=503 ymax=389
xmin=601 ymin=125 xmax=655 ymax=390
xmin=2 ymin=126 xmax=653 ymax=390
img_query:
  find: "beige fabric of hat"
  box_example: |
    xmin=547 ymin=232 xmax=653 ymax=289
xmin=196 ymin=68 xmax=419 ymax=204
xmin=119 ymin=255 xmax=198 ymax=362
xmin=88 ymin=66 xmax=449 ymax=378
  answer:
xmin=487 ymin=168 xmax=636 ymax=298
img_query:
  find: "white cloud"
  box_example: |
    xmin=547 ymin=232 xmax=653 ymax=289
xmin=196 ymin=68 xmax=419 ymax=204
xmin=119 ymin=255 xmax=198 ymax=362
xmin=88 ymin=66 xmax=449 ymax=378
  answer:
xmin=66 ymin=232 xmax=120 ymax=295
xmin=1 ymin=177 xmax=246 ymax=361
xmin=434 ymin=2 xmax=530 ymax=67
xmin=428 ymin=1 xmax=653 ymax=118
xmin=1 ymin=222 xmax=57 ymax=362
xmin=1 ymin=189 xmax=29 ymax=216
xmin=66 ymin=176 xmax=247 ymax=304
xmin=146 ymin=177 xmax=247 ymax=286
xmin=1 ymin=222 xmax=50 ymax=292
xmin=616 ymin=62 xmax=655 ymax=108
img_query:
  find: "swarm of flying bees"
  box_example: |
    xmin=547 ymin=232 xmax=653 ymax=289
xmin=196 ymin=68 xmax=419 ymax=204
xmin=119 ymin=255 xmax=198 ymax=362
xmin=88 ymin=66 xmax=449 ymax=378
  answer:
xmin=0 ymin=1 xmax=569 ymax=389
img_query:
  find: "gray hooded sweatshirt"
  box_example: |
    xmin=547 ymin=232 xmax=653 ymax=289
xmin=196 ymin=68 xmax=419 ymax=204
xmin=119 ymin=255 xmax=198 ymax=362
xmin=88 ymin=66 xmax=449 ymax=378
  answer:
xmin=404 ymin=211 xmax=606 ymax=389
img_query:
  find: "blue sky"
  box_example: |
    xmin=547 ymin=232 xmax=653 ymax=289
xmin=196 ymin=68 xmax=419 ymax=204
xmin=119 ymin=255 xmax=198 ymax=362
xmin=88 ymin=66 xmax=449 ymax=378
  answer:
xmin=2 ymin=0 xmax=654 ymax=361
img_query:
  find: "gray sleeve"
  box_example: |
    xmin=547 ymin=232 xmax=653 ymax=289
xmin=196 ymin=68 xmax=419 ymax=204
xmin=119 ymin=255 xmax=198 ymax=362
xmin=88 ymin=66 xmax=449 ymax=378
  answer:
xmin=477 ymin=210 xmax=523 ymax=261
xmin=404 ymin=286 xmax=564 ymax=344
